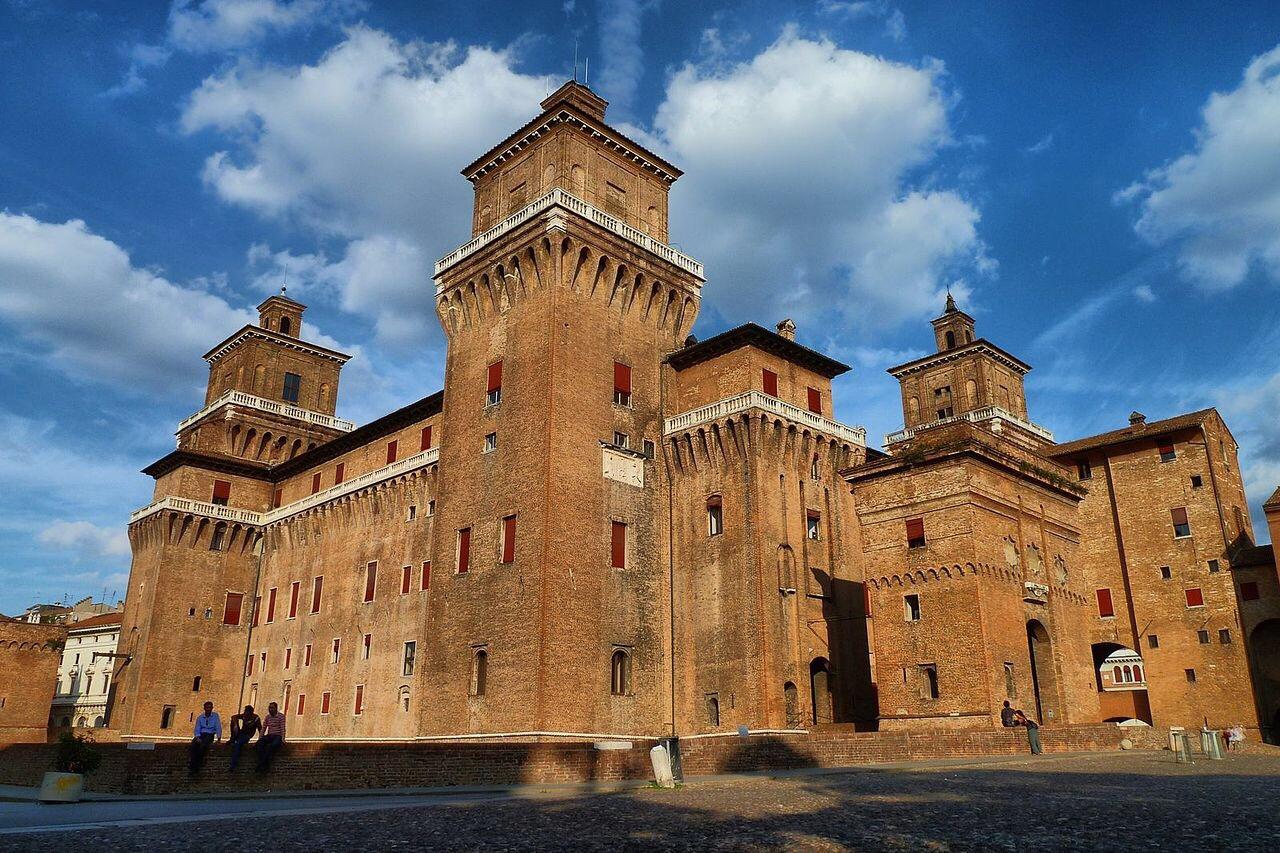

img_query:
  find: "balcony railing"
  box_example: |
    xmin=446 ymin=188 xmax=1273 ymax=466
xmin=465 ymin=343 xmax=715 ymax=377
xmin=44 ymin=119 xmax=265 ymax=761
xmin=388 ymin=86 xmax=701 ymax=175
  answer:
xmin=664 ymin=391 xmax=867 ymax=447
xmin=885 ymin=406 xmax=1054 ymax=446
xmin=129 ymin=448 xmax=440 ymax=527
xmin=434 ymin=188 xmax=704 ymax=284
xmin=177 ymin=390 xmax=356 ymax=434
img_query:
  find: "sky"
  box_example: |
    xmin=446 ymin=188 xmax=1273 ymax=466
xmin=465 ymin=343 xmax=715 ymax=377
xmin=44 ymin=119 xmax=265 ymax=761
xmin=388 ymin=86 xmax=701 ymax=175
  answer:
xmin=2 ymin=0 xmax=1280 ymax=615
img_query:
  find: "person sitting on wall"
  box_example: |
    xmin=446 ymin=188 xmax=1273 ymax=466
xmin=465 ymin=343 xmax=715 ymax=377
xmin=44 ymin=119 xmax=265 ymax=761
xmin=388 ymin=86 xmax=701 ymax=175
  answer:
xmin=1014 ymin=709 xmax=1042 ymax=755
xmin=1000 ymin=700 xmax=1016 ymax=727
xmin=188 ymin=701 xmax=222 ymax=774
xmin=256 ymin=702 xmax=286 ymax=773
xmin=227 ymin=705 xmax=262 ymax=771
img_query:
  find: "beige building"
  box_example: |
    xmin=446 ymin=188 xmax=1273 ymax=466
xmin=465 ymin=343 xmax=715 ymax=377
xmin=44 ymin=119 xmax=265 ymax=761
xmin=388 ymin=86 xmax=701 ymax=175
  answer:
xmin=50 ymin=612 xmax=123 ymax=730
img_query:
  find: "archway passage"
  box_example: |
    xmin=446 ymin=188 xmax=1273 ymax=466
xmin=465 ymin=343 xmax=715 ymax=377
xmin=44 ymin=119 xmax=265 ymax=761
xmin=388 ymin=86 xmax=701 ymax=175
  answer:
xmin=1250 ymin=619 xmax=1280 ymax=744
xmin=1026 ymin=620 xmax=1061 ymax=724
xmin=1092 ymin=642 xmax=1153 ymax=724
xmin=811 ymin=658 xmax=833 ymax=726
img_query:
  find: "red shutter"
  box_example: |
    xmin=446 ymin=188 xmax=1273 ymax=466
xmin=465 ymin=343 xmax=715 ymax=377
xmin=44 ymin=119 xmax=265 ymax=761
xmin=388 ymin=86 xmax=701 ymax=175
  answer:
xmin=311 ymin=472 xmax=321 ymax=494
xmin=297 ymin=694 xmax=305 ymax=716
xmin=1185 ymin=587 xmax=1204 ymax=607
xmin=611 ymin=521 xmax=627 ymax=569
xmin=252 ymin=596 xmax=261 ymax=627
xmin=487 ymin=360 xmax=503 ymax=393
xmin=762 ymin=369 xmax=778 ymax=397
xmin=401 ymin=565 xmax=411 ymax=595
xmin=386 ymin=440 xmax=398 ymax=464
xmin=421 ymin=560 xmax=432 ymax=590
xmin=247 ymin=654 xmax=254 ymax=676
xmin=304 ymin=644 xmax=312 ymax=666
xmin=266 ymin=588 xmax=277 ymax=622
xmin=863 ymin=584 xmax=872 ymax=617
xmin=289 ymin=581 xmax=300 ymax=618
xmin=502 ymin=516 xmax=517 ymax=563
xmin=364 ymin=562 xmax=377 ymax=602
xmin=458 ymin=528 xmax=471 ymax=573
xmin=1096 ymin=588 xmax=1115 ymax=618
xmin=311 ymin=576 xmax=323 ymax=614
xmin=807 ymin=387 xmax=822 ymax=415
xmin=1171 ymin=507 xmax=1189 ymax=526
xmin=335 ymin=463 xmax=345 ymax=484
xmin=614 ymin=362 xmax=632 ymax=394
xmin=354 ymin=684 xmax=364 ymax=716
xmin=1158 ymin=442 xmax=1175 ymax=456
xmin=905 ymin=518 xmax=925 ymax=542
xmin=222 ymin=592 xmax=243 ymax=626
xmin=272 ymin=488 xmax=283 ymax=509
xmin=212 ymin=480 xmax=231 ymax=503
xmin=420 ymin=425 xmax=433 ymax=451
xmin=321 ymin=692 xmax=331 ymax=714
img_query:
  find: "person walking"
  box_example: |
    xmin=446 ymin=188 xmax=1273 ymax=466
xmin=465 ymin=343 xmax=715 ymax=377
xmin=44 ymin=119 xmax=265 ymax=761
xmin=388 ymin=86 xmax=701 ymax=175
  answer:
xmin=1015 ymin=710 xmax=1043 ymax=754
xmin=188 ymin=701 xmax=222 ymax=774
xmin=256 ymin=701 xmax=286 ymax=773
xmin=227 ymin=705 xmax=262 ymax=771
xmin=1000 ymin=700 xmax=1016 ymax=727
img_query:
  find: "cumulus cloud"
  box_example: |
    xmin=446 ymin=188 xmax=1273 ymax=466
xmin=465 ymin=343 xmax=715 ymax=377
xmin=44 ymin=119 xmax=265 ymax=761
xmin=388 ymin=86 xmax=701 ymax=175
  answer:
xmin=646 ymin=30 xmax=988 ymax=330
xmin=817 ymin=1 xmax=906 ymax=41
xmin=38 ymin=520 xmax=131 ymax=560
xmin=1119 ymin=44 xmax=1280 ymax=290
xmin=595 ymin=0 xmax=657 ymax=118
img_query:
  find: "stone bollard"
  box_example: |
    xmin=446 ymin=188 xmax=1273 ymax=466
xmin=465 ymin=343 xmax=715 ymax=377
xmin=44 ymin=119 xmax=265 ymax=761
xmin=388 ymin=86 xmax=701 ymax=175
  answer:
xmin=650 ymin=744 xmax=675 ymax=788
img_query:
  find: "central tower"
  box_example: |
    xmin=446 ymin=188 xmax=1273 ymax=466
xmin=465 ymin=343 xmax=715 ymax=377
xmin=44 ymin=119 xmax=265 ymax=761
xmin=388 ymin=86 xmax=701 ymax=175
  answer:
xmin=426 ymin=81 xmax=704 ymax=736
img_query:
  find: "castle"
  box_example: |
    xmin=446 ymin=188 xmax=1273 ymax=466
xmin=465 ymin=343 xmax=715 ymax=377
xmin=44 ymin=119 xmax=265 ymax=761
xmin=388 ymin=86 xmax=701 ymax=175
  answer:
xmin=108 ymin=81 xmax=1280 ymax=744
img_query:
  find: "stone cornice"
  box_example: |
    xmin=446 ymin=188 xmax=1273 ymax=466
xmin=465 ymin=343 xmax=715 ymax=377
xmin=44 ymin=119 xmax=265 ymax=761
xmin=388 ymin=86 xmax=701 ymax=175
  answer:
xmin=202 ymin=325 xmax=352 ymax=366
xmin=141 ymin=450 xmax=270 ymax=480
xmin=887 ymin=339 xmax=1031 ymax=378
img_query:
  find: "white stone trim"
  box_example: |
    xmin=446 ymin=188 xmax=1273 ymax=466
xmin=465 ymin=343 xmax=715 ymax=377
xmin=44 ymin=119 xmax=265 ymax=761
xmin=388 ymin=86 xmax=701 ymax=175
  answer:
xmin=664 ymin=391 xmax=867 ymax=447
xmin=205 ymin=327 xmax=350 ymax=366
xmin=888 ymin=343 xmax=1029 ymax=378
xmin=434 ymin=188 xmax=704 ymax=283
xmin=885 ymin=406 xmax=1054 ymax=445
xmin=177 ymin=390 xmax=356 ymax=434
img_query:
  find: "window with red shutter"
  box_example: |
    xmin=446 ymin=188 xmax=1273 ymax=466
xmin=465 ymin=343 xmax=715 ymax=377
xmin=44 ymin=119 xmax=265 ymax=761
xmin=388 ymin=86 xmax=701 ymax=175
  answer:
xmin=863 ymin=584 xmax=873 ymax=617
xmin=222 ymin=592 xmax=243 ymax=626
xmin=311 ymin=472 xmax=321 ymax=494
xmin=611 ymin=521 xmax=627 ymax=569
xmin=289 ymin=581 xmax=300 ymax=618
xmin=487 ymin=360 xmax=503 ymax=405
xmin=272 ymin=488 xmax=283 ymax=509
xmin=1185 ymin=587 xmax=1204 ymax=608
xmin=421 ymin=560 xmax=432 ymax=590
xmin=420 ymin=425 xmax=433 ymax=451
xmin=335 ymin=463 xmax=345 ymax=484
xmin=297 ymin=694 xmax=305 ymax=716
xmin=354 ymin=684 xmax=364 ymax=716
xmin=363 ymin=562 xmax=377 ymax=602
xmin=266 ymin=587 xmax=277 ymax=623
xmin=401 ymin=565 xmax=411 ymax=595
xmin=762 ymin=369 xmax=778 ymax=397
xmin=457 ymin=528 xmax=471 ymax=573
xmin=906 ymin=518 xmax=926 ymax=548
xmin=211 ymin=479 xmax=231 ymax=506
xmin=321 ymin=691 xmax=331 ymax=714
xmin=247 ymin=654 xmax=254 ymax=676
xmin=1096 ymin=588 xmax=1115 ymax=618
xmin=1158 ymin=441 xmax=1176 ymax=462
xmin=1241 ymin=581 xmax=1260 ymax=601
xmin=501 ymin=515 xmax=517 ymax=563
xmin=304 ymin=644 xmax=312 ymax=666
xmin=613 ymin=362 xmax=632 ymax=406
xmin=386 ymin=440 xmax=398 ymax=464
xmin=806 ymin=387 xmax=822 ymax=415
xmin=311 ymin=576 xmax=323 ymax=614
xmin=1171 ymin=507 xmax=1191 ymax=537
xmin=252 ymin=595 xmax=261 ymax=627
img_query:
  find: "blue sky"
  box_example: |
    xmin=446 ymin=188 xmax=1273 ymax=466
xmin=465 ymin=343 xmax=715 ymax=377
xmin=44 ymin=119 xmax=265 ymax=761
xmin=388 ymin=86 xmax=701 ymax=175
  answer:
xmin=2 ymin=0 xmax=1279 ymax=615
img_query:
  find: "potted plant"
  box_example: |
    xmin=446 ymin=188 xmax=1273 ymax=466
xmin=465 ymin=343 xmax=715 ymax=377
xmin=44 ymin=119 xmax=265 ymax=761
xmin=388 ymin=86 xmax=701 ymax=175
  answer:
xmin=39 ymin=732 xmax=103 ymax=803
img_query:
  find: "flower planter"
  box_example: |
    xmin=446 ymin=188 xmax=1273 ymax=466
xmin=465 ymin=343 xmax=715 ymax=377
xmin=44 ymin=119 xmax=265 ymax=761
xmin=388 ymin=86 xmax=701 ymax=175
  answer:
xmin=39 ymin=771 xmax=85 ymax=803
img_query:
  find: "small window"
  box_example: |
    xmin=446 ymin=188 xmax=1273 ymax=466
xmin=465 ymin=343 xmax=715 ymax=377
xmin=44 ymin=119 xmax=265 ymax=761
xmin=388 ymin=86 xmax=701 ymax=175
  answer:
xmin=1076 ymin=460 xmax=1092 ymax=481
xmin=282 ymin=372 xmax=301 ymax=403
xmin=945 ymin=330 xmax=956 ymax=349
xmin=705 ymin=693 xmax=720 ymax=727
xmin=252 ymin=595 xmax=261 ymax=627
xmin=160 ymin=705 xmax=175 ymax=729
xmin=420 ymin=425 xmax=433 ymax=451
xmin=611 ymin=648 xmax=631 ymax=696
xmin=304 ymin=643 xmax=312 ymax=666
xmin=311 ymin=472 xmax=322 ymax=494
xmin=421 ymin=560 xmax=432 ymax=591
xmin=1197 ymin=629 xmax=1210 ymax=644
xmin=401 ymin=565 xmax=411 ymax=595
xmin=192 ymin=675 xmax=201 ymax=692
xmin=386 ymin=440 xmax=398 ymax=464
xmin=906 ymin=518 xmax=926 ymax=549
xmin=613 ymin=362 xmax=632 ymax=407
xmin=1241 ymin=581 xmax=1260 ymax=601
xmin=471 ymin=648 xmax=488 ymax=696
xmin=363 ymin=561 xmax=377 ymax=603
xmin=362 ymin=633 xmax=371 ymax=660
xmin=762 ymin=369 xmax=778 ymax=397
xmin=707 ymin=495 xmax=723 ymax=536
xmin=1148 ymin=634 xmax=1159 ymax=649
xmin=918 ymin=663 xmax=939 ymax=699
xmin=904 ymin=594 xmax=921 ymax=622
xmin=407 ymin=505 xmax=417 ymax=522
xmin=1185 ymin=587 xmax=1204 ymax=608
xmin=810 ymin=453 xmax=820 ymax=479
xmin=428 ymin=499 xmax=436 ymax=516
xmin=500 ymin=514 xmax=517 ymax=563
xmin=279 ymin=316 xmax=292 ymax=336
xmin=311 ymin=576 xmax=323 ymax=614
xmin=284 ymin=648 xmax=292 ymax=669
xmin=321 ymin=691 xmax=331 ymax=714
xmin=1096 ymin=588 xmax=1114 ymax=618
xmin=1220 ymin=629 xmax=1233 ymax=644
xmin=1171 ymin=507 xmax=1191 ymax=538
xmin=1160 ymin=566 xmax=1172 ymax=579
xmin=807 ymin=511 xmax=820 ymax=541
xmin=266 ymin=587 xmax=277 ymax=623
xmin=1158 ymin=442 xmax=1176 ymax=462
xmin=457 ymin=528 xmax=472 ymax=573
xmin=354 ymin=684 xmax=364 ymax=716
xmin=806 ymin=387 xmax=822 ymax=415
xmin=222 ymin=592 xmax=244 ymax=626
xmin=288 ymin=581 xmax=300 ymax=618
xmin=643 ymin=439 xmax=655 ymax=459
xmin=1185 ymin=668 xmax=1196 ymax=683
xmin=403 ymin=641 xmax=416 ymax=676
xmin=613 ymin=431 xmax=629 ymax=449
xmin=296 ymin=694 xmax=305 ymax=716
xmin=211 ymin=479 xmax=231 ymax=506
xmin=1208 ymin=559 xmax=1219 ymax=573
xmin=209 ymin=523 xmax=227 ymax=552
xmin=1190 ymin=474 xmax=1203 ymax=488
xmin=335 ymin=463 xmax=345 ymax=485
xmin=611 ymin=520 xmax=627 ymax=569
xmin=486 ymin=360 xmax=503 ymax=405
xmin=272 ymin=488 xmax=283 ymax=509
xmin=1003 ymin=662 xmax=1016 ymax=699
xmin=484 ymin=432 xmax=498 ymax=453
xmin=331 ymin=638 xmax=341 ymax=663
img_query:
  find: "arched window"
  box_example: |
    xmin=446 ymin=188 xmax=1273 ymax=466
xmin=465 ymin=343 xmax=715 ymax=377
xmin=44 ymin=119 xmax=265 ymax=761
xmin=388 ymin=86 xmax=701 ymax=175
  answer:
xmin=1122 ymin=665 xmax=1132 ymax=683
xmin=1133 ymin=665 xmax=1143 ymax=682
xmin=706 ymin=495 xmax=723 ymax=536
xmin=279 ymin=316 xmax=292 ymax=335
xmin=811 ymin=454 xmax=820 ymax=479
xmin=471 ymin=648 xmax=488 ymax=696
xmin=76 ymin=716 xmax=87 ymax=728
xmin=93 ymin=715 xmax=105 ymax=728
xmin=159 ymin=706 xmax=174 ymax=729
xmin=399 ymin=685 xmax=411 ymax=713
xmin=192 ymin=675 xmax=201 ymax=692
xmin=945 ymin=330 xmax=956 ymax=349
xmin=611 ymin=649 xmax=631 ymax=696
xmin=1112 ymin=665 xmax=1122 ymax=684
xmin=210 ymin=523 xmax=227 ymax=552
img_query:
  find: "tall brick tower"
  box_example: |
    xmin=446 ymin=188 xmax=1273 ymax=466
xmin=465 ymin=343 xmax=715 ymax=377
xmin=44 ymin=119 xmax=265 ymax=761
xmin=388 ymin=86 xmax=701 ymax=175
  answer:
xmin=424 ymin=81 xmax=704 ymax=735
xmin=112 ymin=295 xmax=351 ymax=737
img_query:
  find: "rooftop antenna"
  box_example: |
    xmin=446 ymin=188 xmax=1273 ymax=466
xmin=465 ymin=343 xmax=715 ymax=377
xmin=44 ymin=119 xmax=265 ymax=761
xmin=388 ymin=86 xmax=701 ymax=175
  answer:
xmin=574 ymin=39 xmax=579 ymax=82
xmin=584 ymin=56 xmax=589 ymax=88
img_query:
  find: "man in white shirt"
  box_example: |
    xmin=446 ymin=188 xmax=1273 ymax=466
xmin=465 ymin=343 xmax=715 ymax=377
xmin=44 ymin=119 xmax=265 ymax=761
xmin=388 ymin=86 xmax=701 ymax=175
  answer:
xmin=188 ymin=701 xmax=222 ymax=774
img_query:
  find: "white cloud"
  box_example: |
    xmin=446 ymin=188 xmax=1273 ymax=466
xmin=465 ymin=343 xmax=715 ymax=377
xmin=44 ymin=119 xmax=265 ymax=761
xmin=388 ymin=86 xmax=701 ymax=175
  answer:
xmin=646 ymin=30 xmax=987 ymax=331
xmin=595 ymin=0 xmax=657 ymax=117
xmin=1133 ymin=284 xmax=1155 ymax=302
xmin=1119 ymin=44 xmax=1280 ymax=290
xmin=1024 ymin=133 xmax=1054 ymax=155
xmin=817 ymin=1 xmax=906 ymax=41
xmin=168 ymin=0 xmax=364 ymax=53
xmin=38 ymin=520 xmax=131 ymax=560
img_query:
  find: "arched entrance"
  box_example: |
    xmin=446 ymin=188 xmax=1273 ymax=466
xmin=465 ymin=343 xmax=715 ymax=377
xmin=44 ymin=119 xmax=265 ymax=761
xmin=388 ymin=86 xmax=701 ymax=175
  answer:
xmin=810 ymin=658 xmax=833 ymax=725
xmin=1026 ymin=620 xmax=1060 ymax=723
xmin=1250 ymin=619 xmax=1280 ymax=744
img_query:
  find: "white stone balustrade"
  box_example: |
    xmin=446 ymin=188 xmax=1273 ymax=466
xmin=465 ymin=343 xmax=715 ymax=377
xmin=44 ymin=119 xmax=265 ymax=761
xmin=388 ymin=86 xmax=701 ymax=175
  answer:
xmin=885 ymin=405 xmax=1054 ymax=446
xmin=177 ymin=390 xmax=356 ymax=434
xmin=664 ymin=391 xmax=867 ymax=447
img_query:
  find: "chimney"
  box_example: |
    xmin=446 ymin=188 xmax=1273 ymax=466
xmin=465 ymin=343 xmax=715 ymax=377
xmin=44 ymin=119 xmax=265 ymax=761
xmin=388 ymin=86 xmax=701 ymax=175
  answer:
xmin=1129 ymin=411 xmax=1147 ymax=427
xmin=776 ymin=319 xmax=797 ymax=341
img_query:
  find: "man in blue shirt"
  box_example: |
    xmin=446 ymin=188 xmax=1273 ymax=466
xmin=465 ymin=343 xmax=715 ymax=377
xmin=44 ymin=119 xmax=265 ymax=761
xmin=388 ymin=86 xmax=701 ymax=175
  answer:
xmin=188 ymin=701 xmax=222 ymax=774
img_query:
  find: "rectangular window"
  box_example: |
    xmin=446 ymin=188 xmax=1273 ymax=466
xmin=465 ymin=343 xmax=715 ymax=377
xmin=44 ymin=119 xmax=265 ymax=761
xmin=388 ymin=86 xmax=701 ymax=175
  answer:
xmin=284 ymin=647 xmax=292 ymax=668
xmin=266 ymin=587 xmax=277 ymax=623
xmin=311 ymin=576 xmax=323 ymax=614
xmin=611 ymin=520 xmax=627 ymax=569
xmin=762 ymin=368 xmax=779 ymax=397
xmin=406 ymin=504 xmax=417 ymax=522
xmin=321 ymin=691 xmax=331 ymax=714
xmin=311 ymin=472 xmax=322 ymax=494
xmin=297 ymin=694 xmax=305 ymax=716
xmin=1158 ymin=441 xmax=1176 ymax=462
xmin=420 ymin=425 xmax=433 ymax=451
xmin=1220 ymin=629 xmax=1232 ymax=644
xmin=1096 ymin=588 xmax=1115 ymax=618
xmin=1241 ymin=581 xmax=1260 ymax=601
xmin=247 ymin=654 xmax=254 ymax=676
xmin=211 ymin=479 xmax=231 ymax=506
xmin=707 ymin=495 xmax=723 ymax=536
xmin=1076 ymin=459 xmax=1092 ymax=481
xmin=906 ymin=518 xmax=926 ymax=549
xmin=403 ymin=641 xmax=416 ymax=676
xmin=613 ymin=431 xmax=630 ymax=449
xmin=260 ymin=651 xmax=267 ymax=671
xmin=362 ymin=633 xmax=371 ymax=660
xmin=457 ymin=527 xmax=472 ymax=573
xmin=335 ymin=462 xmax=345 ymax=485
xmin=252 ymin=595 xmax=261 ymax=627
xmin=500 ymin=515 xmax=517 ymax=563
xmin=1148 ymin=634 xmax=1159 ymax=649
xmin=222 ymin=592 xmax=243 ymax=626
xmin=421 ymin=560 xmax=432 ymax=591
xmin=613 ymin=361 xmax=632 ymax=406
xmin=427 ymin=499 xmax=436 ymax=516
xmin=289 ymin=581 xmax=300 ymax=618
xmin=904 ymin=594 xmax=921 ymax=622
xmin=1185 ymin=587 xmax=1204 ymax=608
xmin=806 ymin=386 xmax=822 ymax=415
xmin=400 ymin=565 xmax=411 ymax=594
xmin=806 ymin=510 xmax=821 ymax=541
xmin=1160 ymin=565 xmax=1172 ymax=579
xmin=918 ymin=663 xmax=939 ymax=699
xmin=1208 ymin=559 xmax=1220 ymax=573
xmin=1185 ymin=668 xmax=1196 ymax=683
xmin=331 ymin=638 xmax=341 ymax=663
xmin=484 ymin=432 xmax=497 ymax=453
xmin=364 ymin=562 xmax=377 ymax=603
xmin=354 ymin=684 xmax=364 ymax=716
xmin=1197 ymin=629 xmax=1210 ymax=644
xmin=1171 ymin=507 xmax=1191 ymax=538
xmin=304 ymin=643 xmax=312 ymax=667
xmin=282 ymin=372 xmax=301 ymax=403
xmin=1190 ymin=474 xmax=1203 ymax=488
xmin=487 ymin=359 xmax=503 ymax=405
xmin=273 ymin=488 xmax=283 ymax=509
xmin=643 ymin=439 xmax=655 ymax=459
xmin=386 ymin=440 xmax=398 ymax=464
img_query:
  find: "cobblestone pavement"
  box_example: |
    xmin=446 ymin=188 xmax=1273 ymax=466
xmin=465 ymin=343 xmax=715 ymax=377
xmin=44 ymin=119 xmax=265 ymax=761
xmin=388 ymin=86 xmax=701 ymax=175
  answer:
xmin=6 ymin=751 xmax=1280 ymax=851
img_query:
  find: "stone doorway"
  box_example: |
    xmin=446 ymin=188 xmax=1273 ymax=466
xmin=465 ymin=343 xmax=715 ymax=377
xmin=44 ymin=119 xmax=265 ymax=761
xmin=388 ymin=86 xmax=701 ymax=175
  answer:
xmin=810 ymin=658 xmax=833 ymax=725
xmin=1026 ymin=620 xmax=1060 ymax=724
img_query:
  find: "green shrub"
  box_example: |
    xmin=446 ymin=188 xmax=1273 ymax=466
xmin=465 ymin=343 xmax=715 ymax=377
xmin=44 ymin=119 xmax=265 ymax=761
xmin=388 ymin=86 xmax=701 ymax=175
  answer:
xmin=52 ymin=732 xmax=102 ymax=775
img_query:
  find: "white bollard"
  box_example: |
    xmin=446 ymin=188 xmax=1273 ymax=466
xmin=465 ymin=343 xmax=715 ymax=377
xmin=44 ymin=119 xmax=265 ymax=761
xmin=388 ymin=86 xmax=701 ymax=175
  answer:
xmin=650 ymin=744 xmax=675 ymax=788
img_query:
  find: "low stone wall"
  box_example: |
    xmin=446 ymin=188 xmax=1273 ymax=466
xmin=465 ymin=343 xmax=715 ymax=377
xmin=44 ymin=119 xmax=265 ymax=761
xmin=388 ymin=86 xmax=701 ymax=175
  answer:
xmin=0 ymin=724 xmax=1162 ymax=796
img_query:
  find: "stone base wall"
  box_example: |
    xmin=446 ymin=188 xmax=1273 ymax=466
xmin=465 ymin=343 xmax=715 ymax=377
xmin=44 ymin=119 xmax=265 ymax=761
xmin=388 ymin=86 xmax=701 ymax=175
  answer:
xmin=0 ymin=724 xmax=1164 ymax=796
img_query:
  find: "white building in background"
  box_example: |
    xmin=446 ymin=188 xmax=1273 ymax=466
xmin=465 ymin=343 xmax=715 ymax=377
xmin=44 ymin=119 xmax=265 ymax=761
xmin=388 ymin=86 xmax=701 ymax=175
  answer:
xmin=50 ymin=612 xmax=122 ymax=729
